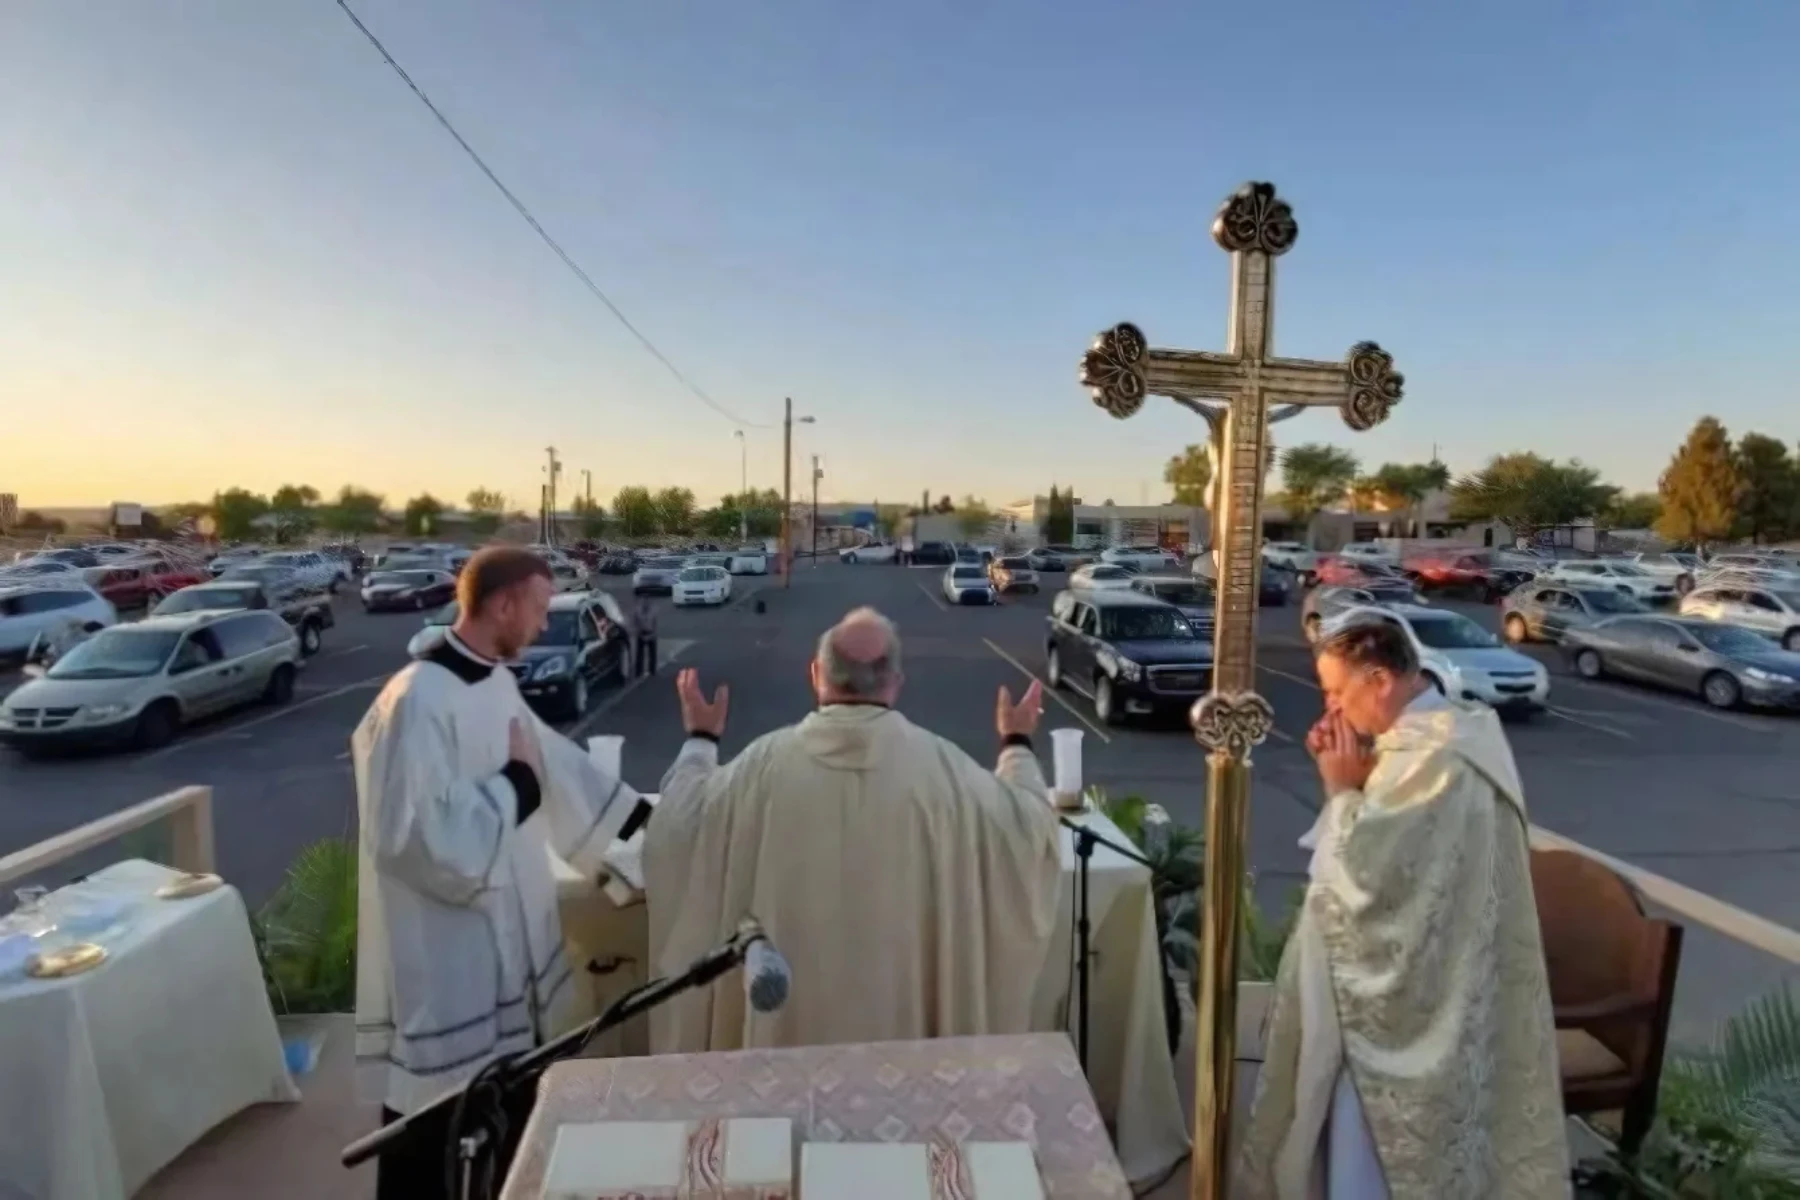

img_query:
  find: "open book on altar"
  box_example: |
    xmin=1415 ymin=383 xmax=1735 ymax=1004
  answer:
xmin=802 ymin=1141 xmax=1044 ymax=1200
xmin=541 ymin=1117 xmax=792 ymax=1199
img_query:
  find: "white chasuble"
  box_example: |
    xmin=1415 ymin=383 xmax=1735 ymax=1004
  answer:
xmin=352 ymin=635 xmax=640 ymax=1113
xmin=1236 ymin=697 xmax=1570 ymax=1199
xmin=641 ymin=704 xmax=1062 ymax=1053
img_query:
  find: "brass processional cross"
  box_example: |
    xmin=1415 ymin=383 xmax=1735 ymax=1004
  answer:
xmin=1077 ymin=182 xmax=1404 ymax=1199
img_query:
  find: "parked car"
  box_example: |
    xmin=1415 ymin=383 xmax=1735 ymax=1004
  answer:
xmin=1678 ymin=583 xmax=1800 ymax=650
xmin=1127 ymin=575 xmax=1215 ymax=641
xmin=597 ymin=551 xmax=638 ymax=575
xmin=0 ymin=584 xmax=118 ymax=668
xmin=1025 ymin=547 xmax=1071 ymax=573
xmin=0 ymin=558 xmax=84 ymax=582
xmin=91 ymin=559 xmax=210 ymax=611
xmin=839 ymin=542 xmax=897 ymax=565
xmin=1629 ymin=552 xmax=1701 ymax=595
xmin=1539 ymin=560 xmax=1677 ymax=606
xmin=953 ymin=544 xmax=986 ymax=564
xmin=361 ymin=569 xmax=458 ymax=613
xmin=1301 ymin=584 xmax=1420 ymax=644
xmin=1262 ymin=541 xmax=1318 ymax=577
xmin=1188 ymin=554 xmax=1291 ymax=606
xmin=0 ymin=610 xmax=301 ymax=756
xmin=1101 ymin=545 xmax=1178 ymax=572
xmin=407 ymin=603 xmax=459 ymax=659
xmin=1563 ymin=616 xmax=1800 ymax=711
xmin=1069 ymin=564 xmax=1137 ymax=592
xmin=1404 ymin=551 xmax=1534 ymax=601
xmin=632 ymin=556 xmax=687 ymax=594
xmin=258 ymin=550 xmax=352 ymax=593
xmin=506 ymin=591 xmax=630 ymax=721
xmin=1500 ymin=585 xmax=1645 ymax=645
xmin=1045 ymin=588 xmax=1212 ymax=725
xmin=1336 ymin=541 xmax=1398 ymax=568
xmin=548 ymin=559 xmax=588 ymax=593
xmin=673 ymin=566 xmax=733 ymax=607
xmin=727 ymin=547 xmax=770 ymax=575
xmin=909 ymin=542 xmax=956 ymax=567
xmin=941 ymin=563 xmax=996 ymax=606
xmin=319 ymin=543 xmax=368 ymax=577
xmin=207 ymin=547 xmax=268 ymax=577
xmin=988 ymin=556 xmax=1040 ymax=594
xmin=1324 ymin=603 xmax=1549 ymax=715
xmin=153 ymin=577 xmax=335 ymax=656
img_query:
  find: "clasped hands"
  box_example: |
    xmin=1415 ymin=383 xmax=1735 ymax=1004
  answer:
xmin=675 ymin=667 xmax=1046 ymax=741
xmin=1307 ymin=711 xmax=1375 ymax=795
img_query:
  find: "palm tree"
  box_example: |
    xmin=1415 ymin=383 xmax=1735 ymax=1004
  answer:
xmin=1276 ymin=443 xmax=1360 ymax=546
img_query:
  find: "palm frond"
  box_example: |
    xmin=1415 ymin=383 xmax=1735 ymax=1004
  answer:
xmin=257 ymin=838 xmax=358 ymax=1015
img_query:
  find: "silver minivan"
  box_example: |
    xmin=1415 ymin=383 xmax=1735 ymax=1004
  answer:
xmin=0 ymin=610 xmax=301 ymax=756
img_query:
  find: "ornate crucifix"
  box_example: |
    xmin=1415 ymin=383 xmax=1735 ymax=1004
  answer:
xmin=1078 ymin=182 xmax=1403 ymax=1199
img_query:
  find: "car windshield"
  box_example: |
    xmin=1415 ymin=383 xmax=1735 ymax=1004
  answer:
xmin=1687 ymin=623 xmax=1776 ymax=654
xmin=678 ymin=568 xmax=722 ymax=582
xmin=1606 ymin=563 xmax=1648 ymax=576
xmin=1578 ymin=589 xmax=1642 ymax=613
xmin=651 ymin=557 xmax=687 ymax=569
xmin=1774 ymin=592 xmax=1800 ymax=611
xmin=534 ymin=611 xmax=579 ymax=646
xmin=156 ymin=587 xmax=258 ymax=614
xmin=369 ymin=571 xmax=437 ymax=586
xmin=1089 ymin=566 xmax=1128 ymax=579
xmin=427 ymin=603 xmax=458 ymax=627
xmin=735 ymin=547 xmax=763 ymax=556
xmin=47 ymin=628 xmax=182 ymax=680
xmin=1151 ymin=582 xmax=1208 ymax=604
xmin=1105 ymin=607 xmax=1194 ymax=641
xmin=951 ymin=566 xmax=985 ymax=580
xmin=1408 ymin=614 xmax=1500 ymax=649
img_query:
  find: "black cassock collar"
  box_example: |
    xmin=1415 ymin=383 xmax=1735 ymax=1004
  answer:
xmin=427 ymin=631 xmax=499 ymax=685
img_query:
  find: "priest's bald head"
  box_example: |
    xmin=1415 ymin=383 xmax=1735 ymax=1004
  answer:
xmin=811 ymin=606 xmax=904 ymax=706
xmin=454 ymin=547 xmax=555 ymax=660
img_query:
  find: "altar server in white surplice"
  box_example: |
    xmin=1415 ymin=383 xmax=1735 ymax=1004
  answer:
xmin=643 ymin=606 xmax=1061 ymax=1054
xmin=351 ymin=547 xmax=640 ymax=1200
xmin=1237 ymin=618 xmax=1570 ymax=1200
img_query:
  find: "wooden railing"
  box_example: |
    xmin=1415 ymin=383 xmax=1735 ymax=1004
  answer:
xmin=0 ymin=785 xmax=215 ymax=887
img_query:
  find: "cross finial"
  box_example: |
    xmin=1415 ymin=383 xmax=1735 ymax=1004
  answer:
xmin=1210 ymin=181 xmax=1298 ymax=256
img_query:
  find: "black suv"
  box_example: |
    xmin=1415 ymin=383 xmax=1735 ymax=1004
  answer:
xmin=911 ymin=541 xmax=956 ymax=566
xmin=509 ymin=592 xmax=631 ymax=721
xmin=1127 ymin=575 xmax=1216 ymax=641
xmin=1045 ymin=589 xmax=1213 ymax=725
xmin=151 ymin=576 xmax=335 ymax=656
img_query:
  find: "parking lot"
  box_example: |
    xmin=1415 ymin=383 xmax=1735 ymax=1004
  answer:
xmin=3 ymin=560 xmax=1794 ymax=1035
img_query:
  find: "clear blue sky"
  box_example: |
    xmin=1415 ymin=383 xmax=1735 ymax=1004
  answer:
xmin=5 ymin=1 xmax=1798 ymax=512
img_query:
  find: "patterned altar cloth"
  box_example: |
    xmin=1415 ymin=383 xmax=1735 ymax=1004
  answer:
xmin=501 ymin=1033 xmax=1132 ymax=1199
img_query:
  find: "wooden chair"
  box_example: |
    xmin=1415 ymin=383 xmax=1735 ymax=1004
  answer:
xmin=1530 ymin=848 xmax=1684 ymax=1158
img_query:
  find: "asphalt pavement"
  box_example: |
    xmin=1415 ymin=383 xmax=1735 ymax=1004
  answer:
xmin=3 ymin=561 xmax=1795 ymax=1035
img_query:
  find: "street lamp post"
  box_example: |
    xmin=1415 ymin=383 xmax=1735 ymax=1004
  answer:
xmin=780 ymin=399 xmax=816 ymax=587
xmin=734 ymin=430 xmax=748 ymax=543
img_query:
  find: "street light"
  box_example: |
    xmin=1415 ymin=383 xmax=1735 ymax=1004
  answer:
xmin=734 ymin=430 xmax=748 ymax=543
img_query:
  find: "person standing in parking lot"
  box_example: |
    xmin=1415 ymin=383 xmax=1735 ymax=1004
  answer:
xmin=633 ymin=593 xmax=659 ymax=676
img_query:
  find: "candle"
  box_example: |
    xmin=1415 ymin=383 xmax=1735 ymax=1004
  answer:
xmin=1050 ymin=728 xmax=1084 ymax=810
xmin=587 ymin=735 xmax=624 ymax=781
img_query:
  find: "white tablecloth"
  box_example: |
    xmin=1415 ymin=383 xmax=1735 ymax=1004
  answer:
xmin=552 ymin=801 xmax=1189 ymax=1188
xmin=0 ymin=859 xmax=298 ymax=1200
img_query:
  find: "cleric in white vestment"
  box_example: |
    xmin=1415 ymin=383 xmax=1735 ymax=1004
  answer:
xmin=351 ymin=547 xmax=640 ymax=1200
xmin=641 ymin=606 xmax=1062 ymax=1053
xmin=1236 ymin=618 xmax=1570 ymax=1199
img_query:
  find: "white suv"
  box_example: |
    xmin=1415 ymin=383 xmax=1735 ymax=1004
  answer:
xmin=1541 ymin=560 xmax=1677 ymax=605
xmin=0 ymin=584 xmax=119 ymax=667
xmin=1679 ymin=584 xmax=1800 ymax=651
xmin=1100 ymin=545 xmax=1179 ymax=572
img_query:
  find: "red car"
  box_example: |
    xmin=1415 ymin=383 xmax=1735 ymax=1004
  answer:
xmin=90 ymin=555 xmax=210 ymax=610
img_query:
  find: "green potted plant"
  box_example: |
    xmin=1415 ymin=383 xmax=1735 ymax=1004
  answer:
xmin=254 ymin=837 xmax=358 ymax=1075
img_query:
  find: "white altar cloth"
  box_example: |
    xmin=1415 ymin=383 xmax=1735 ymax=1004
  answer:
xmin=550 ymin=801 xmax=1188 ymax=1188
xmin=0 ymin=859 xmax=298 ymax=1200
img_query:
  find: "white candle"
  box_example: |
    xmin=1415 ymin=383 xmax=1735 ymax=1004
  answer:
xmin=1050 ymin=727 xmax=1084 ymax=808
xmin=587 ymin=734 xmax=624 ymax=780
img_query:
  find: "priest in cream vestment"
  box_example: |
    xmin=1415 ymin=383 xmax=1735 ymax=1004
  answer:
xmin=1237 ymin=618 xmax=1570 ymax=1199
xmin=642 ymin=607 xmax=1062 ymax=1053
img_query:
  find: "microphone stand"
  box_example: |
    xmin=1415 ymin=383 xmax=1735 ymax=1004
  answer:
xmin=342 ymin=930 xmax=761 ymax=1200
xmin=1058 ymin=813 xmax=1161 ymax=1075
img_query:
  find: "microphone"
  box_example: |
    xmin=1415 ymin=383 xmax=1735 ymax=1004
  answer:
xmin=743 ymin=934 xmax=791 ymax=1014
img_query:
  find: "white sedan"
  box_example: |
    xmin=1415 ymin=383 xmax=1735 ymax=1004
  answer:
xmin=839 ymin=542 xmax=897 ymax=564
xmin=1070 ymin=564 xmax=1137 ymax=592
xmin=673 ymin=566 xmax=732 ymax=607
xmin=1326 ymin=603 xmax=1549 ymax=714
xmin=941 ymin=564 xmax=996 ymax=606
xmin=727 ymin=547 xmax=769 ymax=575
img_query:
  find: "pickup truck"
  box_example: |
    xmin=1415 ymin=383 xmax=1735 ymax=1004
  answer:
xmin=151 ymin=576 xmax=335 ymax=655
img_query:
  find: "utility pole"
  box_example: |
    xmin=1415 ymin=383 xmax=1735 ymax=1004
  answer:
xmin=810 ymin=454 xmax=821 ymax=565
xmin=582 ymin=469 xmax=592 ymax=508
xmin=544 ymin=446 xmax=562 ymax=546
xmin=781 ymin=399 xmax=793 ymax=587
xmin=735 ymin=430 xmax=748 ymax=543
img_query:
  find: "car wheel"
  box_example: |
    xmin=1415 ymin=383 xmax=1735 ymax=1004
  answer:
xmin=1094 ymin=675 xmax=1121 ymax=725
xmin=846 ymin=553 xmax=858 ymax=564
xmin=1574 ymin=649 xmax=1604 ymax=680
xmin=1784 ymin=628 xmax=1800 ymax=652
xmin=133 ymin=701 xmax=179 ymax=750
xmin=1046 ymin=647 xmax=1064 ymax=689
xmin=1701 ymin=670 xmax=1741 ymax=710
xmin=1302 ymin=614 xmax=1321 ymax=645
xmin=1503 ymin=615 xmax=1528 ymax=644
xmin=299 ymin=621 xmax=323 ymax=656
xmin=263 ymin=664 xmax=297 ymax=705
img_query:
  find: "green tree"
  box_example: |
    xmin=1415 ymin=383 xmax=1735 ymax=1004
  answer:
xmin=211 ymin=488 xmax=270 ymax=541
xmin=956 ymin=496 xmax=994 ymax=540
xmin=611 ymin=486 xmax=658 ymax=538
xmin=319 ymin=486 xmax=386 ymax=535
xmin=465 ymin=487 xmax=506 ymax=536
xmin=651 ymin=486 xmax=697 ymax=536
xmin=1355 ymin=461 xmax=1450 ymax=536
xmin=1601 ymin=492 xmax=1663 ymax=531
xmin=932 ymin=495 xmax=955 ymax=513
xmin=570 ymin=494 xmax=607 ymax=538
xmin=1275 ymin=444 xmax=1359 ymax=543
xmin=402 ymin=493 xmax=445 ymax=537
xmin=16 ymin=511 xmax=66 ymax=534
xmin=1043 ymin=486 xmax=1074 ymax=544
xmin=268 ymin=484 xmax=321 ymax=542
xmin=1450 ymin=453 xmax=1617 ymax=544
xmin=1656 ymin=417 xmax=1740 ymax=546
xmin=1163 ymin=444 xmax=1211 ymax=506
xmin=1731 ymin=432 xmax=1798 ymax=544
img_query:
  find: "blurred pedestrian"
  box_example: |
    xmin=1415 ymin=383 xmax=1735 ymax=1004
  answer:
xmin=633 ymin=593 xmax=659 ymax=676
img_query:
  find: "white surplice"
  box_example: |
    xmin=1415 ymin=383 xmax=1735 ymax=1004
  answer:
xmin=1237 ymin=692 xmax=1570 ymax=1199
xmin=640 ymin=704 xmax=1062 ymax=1053
xmin=351 ymin=633 xmax=640 ymax=1114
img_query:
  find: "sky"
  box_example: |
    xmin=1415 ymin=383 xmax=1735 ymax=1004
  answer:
xmin=4 ymin=1 xmax=1799 ymax=514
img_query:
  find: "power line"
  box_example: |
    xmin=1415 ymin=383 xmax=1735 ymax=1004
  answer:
xmin=334 ymin=0 xmax=770 ymax=429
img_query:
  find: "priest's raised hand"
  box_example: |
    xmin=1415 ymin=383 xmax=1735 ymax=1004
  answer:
xmin=641 ymin=606 xmax=1064 ymax=1055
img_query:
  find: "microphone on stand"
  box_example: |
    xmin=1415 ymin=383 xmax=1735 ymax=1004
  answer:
xmin=743 ymin=928 xmax=791 ymax=1014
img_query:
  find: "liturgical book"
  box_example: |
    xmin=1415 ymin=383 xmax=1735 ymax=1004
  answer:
xmin=800 ymin=1141 xmax=1044 ymax=1200
xmin=540 ymin=1117 xmax=792 ymax=1200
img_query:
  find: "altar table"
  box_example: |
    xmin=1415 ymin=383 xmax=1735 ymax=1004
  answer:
xmin=550 ymin=804 xmax=1189 ymax=1187
xmin=0 ymin=859 xmax=297 ymax=1200
xmin=500 ymin=1033 xmax=1131 ymax=1200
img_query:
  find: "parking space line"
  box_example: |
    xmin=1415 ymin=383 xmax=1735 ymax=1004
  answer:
xmin=1544 ymin=707 xmax=1634 ymax=741
xmin=915 ymin=581 xmax=949 ymax=611
xmin=1557 ymin=676 xmax=1780 ymax=734
xmin=313 ymin=643 xmax=369 ymax=662
xmin=140 ymin=673 xmax=393 ymax=763
xmin=981 ymin=638 xmax=1112 ymax=744
xmin=1259 ymin=663 xmax=1320 ymax=691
